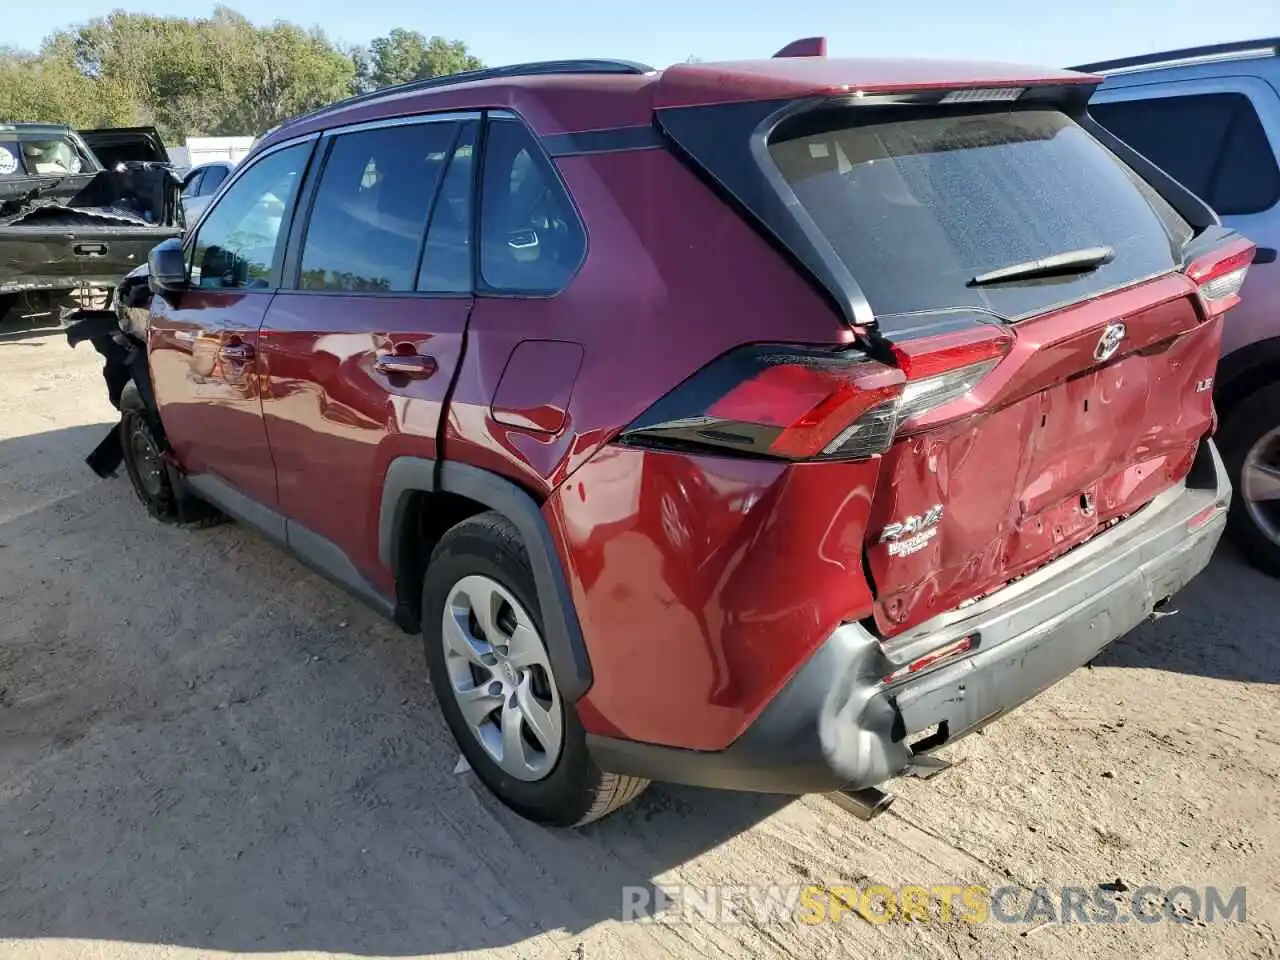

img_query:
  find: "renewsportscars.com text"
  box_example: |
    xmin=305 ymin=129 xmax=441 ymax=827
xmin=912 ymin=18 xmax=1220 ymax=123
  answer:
xmin=621 ymin=883 xmax=1247 ymax=926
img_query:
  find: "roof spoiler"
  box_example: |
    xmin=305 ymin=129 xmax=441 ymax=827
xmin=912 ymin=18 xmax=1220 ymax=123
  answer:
xmin=773 ymin=37 xmax=827 ymax=58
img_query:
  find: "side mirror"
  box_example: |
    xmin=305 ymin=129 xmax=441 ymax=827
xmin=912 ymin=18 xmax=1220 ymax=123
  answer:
xmin=148 ymin=238 xmax=189 ymax=300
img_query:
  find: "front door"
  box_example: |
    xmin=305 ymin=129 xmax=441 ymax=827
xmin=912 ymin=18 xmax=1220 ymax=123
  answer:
xmin=260 ymin=116 xmax=478 ymax=585
xmin=148 ymin=140 xmax=314 ymax=507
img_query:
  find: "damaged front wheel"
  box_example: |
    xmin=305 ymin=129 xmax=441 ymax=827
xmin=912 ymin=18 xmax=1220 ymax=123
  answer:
xmin=119 ymin=383 xmax=222 ymax=527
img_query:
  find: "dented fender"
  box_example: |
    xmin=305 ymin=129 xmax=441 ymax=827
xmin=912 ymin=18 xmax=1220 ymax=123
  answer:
xmin=63 ymin=264 xmax=164 ymax=477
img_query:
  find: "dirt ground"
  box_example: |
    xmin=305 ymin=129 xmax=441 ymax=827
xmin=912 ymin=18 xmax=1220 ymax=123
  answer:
xmin=1 ymin=325 xmax=1278 ymax=960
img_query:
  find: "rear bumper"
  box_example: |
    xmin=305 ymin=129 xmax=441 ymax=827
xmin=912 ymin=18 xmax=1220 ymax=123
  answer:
xmin=587 ymin=439 xmax=1230 ymax=794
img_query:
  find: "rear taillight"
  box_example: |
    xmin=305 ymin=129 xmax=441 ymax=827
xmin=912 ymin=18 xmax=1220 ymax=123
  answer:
xmin=620 ymin=345 xmax=905 ymax=461
xmin=620 ymin=327 xmax=1011 ymax=462
xmin=890 ymin=326 xmax=1012 ymax=425
xmin=1187 ymin=238 xmax=1257 ymax=317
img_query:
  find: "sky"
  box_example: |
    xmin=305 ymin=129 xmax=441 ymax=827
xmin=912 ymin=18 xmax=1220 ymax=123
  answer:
xmin=8 ymin=0 xmax=1280 ymax=70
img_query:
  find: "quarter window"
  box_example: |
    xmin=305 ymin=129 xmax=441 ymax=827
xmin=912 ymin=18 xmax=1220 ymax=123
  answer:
xmin=298 ymin=122 xmax=458 ymax=292
xmin=478 ymin=118 xmax=585 ymax=293
xmin=190 ymin=141 xmax=310 ymax=290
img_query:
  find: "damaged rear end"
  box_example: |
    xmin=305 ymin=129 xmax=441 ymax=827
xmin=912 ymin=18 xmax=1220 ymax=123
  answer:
xmin=622 ymin=59 xmax=1243 ymax=787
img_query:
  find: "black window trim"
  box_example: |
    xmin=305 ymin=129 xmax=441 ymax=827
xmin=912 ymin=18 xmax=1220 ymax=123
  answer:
xmin=184 ymin=134 xmax=320 ymax=294
xmin=278 ymin=109 xmax=483 ymax=300
xmin=473 ymin=108 xmax=589 ymax=300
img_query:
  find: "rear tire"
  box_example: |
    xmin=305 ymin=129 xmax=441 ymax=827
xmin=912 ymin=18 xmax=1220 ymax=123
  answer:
xmin=422 ymin=511 xmax=648 ymax=826
xmin=1219 ymin=382 xmax=1280 ymax=577
xmin=119 ymin=384 xmax=223 ymax=527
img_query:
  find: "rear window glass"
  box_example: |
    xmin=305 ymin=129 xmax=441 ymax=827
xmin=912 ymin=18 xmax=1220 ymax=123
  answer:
xmin=769 ymin=107 xmax=1192 ymax=321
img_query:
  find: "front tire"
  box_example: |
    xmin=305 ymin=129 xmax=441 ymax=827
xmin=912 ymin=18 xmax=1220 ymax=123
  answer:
xmin=118 ymin=383 xmax=223 ymax=527
xmin=1220 ymin=382 xmax=1280 ymax=577
xmin=422 ymin=511 xmax=648 ymax=826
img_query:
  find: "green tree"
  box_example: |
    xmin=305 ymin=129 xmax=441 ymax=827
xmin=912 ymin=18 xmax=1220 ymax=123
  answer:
xmin=368 ymin=28 xmax=482 ymax=88
xmin=0 ymin=10 xmax=478 ymax=140
xmin=0 ymin=34 xmax=133 ymax=127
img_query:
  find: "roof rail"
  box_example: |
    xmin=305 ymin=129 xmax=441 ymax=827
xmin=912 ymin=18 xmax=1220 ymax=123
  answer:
xmin=277 ymin=58 xmax=655 ymax=133
xmin=1072 ymin=37 xmax=1280 ymax=75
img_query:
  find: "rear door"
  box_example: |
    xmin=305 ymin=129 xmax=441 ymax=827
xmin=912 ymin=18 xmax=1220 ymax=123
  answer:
xmin=764 ymin=104 xmax=1226 ymax=635
xmin=1089 ymin=76 xmax=1280 ymax=358
xmin=148 ymin=138 xmax=314 ymax=506
xmin=259 ymin=113 xmax=477 ymax=583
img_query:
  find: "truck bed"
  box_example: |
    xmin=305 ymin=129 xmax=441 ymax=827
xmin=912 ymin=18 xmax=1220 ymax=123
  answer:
xmin=0 ymin=165 xmax=183 ymax=298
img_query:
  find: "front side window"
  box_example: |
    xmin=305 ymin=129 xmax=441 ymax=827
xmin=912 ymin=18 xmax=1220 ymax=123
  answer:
xmin=478 ymin=118 xmax=585 ymax=293
xmin=182 ymin=169 xmax=204 ymax=199
xmin=201 ymin=165 xmax=230 ymax=196
xmin=298 ymin=122 xmax=459 ymax=292
xmin=191 ymin=142 xmax=310 ymax=290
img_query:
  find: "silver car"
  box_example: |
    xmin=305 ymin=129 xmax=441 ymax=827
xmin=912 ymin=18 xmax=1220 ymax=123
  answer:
xmin=1081 ymin=38 xmax=1280 ymax=576
xmin=180 ymin=160 xmax=236 ymax=223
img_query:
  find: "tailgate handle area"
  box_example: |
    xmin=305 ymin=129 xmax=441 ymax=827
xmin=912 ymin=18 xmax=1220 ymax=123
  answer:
xmin=73 ymin=242 xmax=109 ymax=258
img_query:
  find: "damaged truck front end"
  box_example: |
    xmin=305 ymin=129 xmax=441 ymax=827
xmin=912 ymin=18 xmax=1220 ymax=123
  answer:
xmin=63 ymin=263 xmax=169 ymax=480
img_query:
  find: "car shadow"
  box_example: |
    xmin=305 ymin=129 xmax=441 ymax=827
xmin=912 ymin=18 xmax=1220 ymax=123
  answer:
xmin=0 ymin=423 xmax=788 ymax=956
xmin=0 ymin=420 xmax=1271 ymax=957
xmin=1093 ymin=541 xmax=1280 ymax=684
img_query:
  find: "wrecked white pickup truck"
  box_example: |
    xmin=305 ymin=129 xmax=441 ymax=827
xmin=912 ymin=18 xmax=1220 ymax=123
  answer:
xmin=0 ymin=123 xmax=183 ymax=323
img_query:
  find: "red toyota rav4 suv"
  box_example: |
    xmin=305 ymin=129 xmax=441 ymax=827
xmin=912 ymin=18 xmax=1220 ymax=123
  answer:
xmin=72 ymin=42 xmax=1250 ymax=827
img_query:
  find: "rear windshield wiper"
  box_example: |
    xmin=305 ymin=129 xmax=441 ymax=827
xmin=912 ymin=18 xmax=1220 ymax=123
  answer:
xmin=967 ymin=246 xmax=1115 ymax=287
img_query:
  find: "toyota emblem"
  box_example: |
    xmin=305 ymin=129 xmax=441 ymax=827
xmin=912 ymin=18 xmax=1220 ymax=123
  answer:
xmin=1094 ymin=321 xmax=1127 ymax=362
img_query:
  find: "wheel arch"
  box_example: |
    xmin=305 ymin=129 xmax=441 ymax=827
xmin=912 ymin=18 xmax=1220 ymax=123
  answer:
xmin=379 ymin=456 xmax=593 ymax=701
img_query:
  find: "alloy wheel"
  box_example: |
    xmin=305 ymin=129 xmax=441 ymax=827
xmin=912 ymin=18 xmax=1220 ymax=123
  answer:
xmin=1242 ymin=426 xmax=1280 ymax=548
xmin=441 ymin=574 xmax=563 ymax=781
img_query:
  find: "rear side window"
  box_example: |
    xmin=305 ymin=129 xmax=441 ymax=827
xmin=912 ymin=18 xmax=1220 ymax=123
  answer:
xmin=769 ymin=107 xmax=1191 ymax=321
xmin=299 ymin=121 xmax=459 ymax=292
xmin=1089 ymin=92 xmax=1280 ymax=216
xmin=478 ymin=118 xmax=585 ymax=294
xmin=3 ymin=137 xmax=87 ymax=177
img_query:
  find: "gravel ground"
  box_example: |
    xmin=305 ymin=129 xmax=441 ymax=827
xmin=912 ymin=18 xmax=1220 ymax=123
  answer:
xmin=1 ymin=326 xmax=1278 ymax=960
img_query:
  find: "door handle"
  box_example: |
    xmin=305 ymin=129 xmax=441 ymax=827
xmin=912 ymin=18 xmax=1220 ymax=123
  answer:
xmin=375 ymin=349 xmax=437 ymax=379
xmin=220 ymin=342 xmax=255 ymax=363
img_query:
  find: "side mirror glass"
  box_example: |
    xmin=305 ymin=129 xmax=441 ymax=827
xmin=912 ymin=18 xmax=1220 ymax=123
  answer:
xmin=148 ymin=237 xmax=189 ymax=299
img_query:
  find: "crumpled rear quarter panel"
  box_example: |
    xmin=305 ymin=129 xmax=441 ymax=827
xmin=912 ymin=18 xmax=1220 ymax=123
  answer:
xmin=545 ymin=445 xmax=881 ymax=751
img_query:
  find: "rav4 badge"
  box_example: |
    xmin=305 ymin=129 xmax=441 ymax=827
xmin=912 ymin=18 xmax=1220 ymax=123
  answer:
xmin=879 ymin=504 xmax=944 ymax=558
